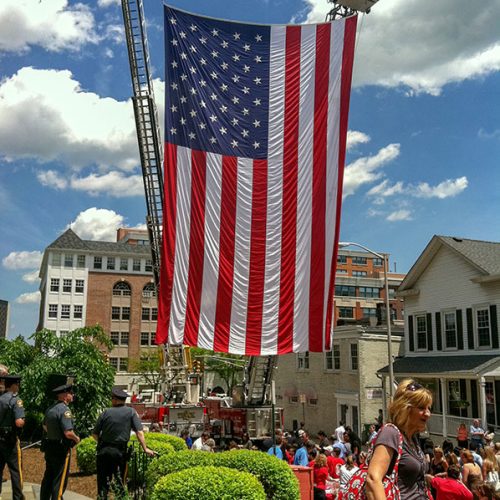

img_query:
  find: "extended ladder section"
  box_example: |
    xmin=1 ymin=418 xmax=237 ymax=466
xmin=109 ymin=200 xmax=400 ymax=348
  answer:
xmin=245 ymin=356 xmax=278 ymax=406
xmin=122 ymin=0 xmax=164 ymax=288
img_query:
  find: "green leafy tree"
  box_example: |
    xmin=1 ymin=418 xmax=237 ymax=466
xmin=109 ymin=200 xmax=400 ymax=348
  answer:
xmin=128 ymin=348 xmax=166 ymax=391
xmin=0 ymin=326 xmax=115 ymax=436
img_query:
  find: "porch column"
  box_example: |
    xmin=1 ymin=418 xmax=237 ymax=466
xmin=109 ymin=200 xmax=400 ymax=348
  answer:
xmin=479 ymin=376 xmax=487 ymax=426
xmin=440 ymin=377 xmax=447 ymax=438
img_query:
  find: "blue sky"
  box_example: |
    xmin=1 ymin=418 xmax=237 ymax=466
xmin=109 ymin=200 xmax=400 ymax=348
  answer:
xmin=1 ymin=0 xmax=499 ymax=339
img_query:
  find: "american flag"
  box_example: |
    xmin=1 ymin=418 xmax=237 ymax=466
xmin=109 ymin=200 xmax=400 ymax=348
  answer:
xmin=156 ymin=5 xmax=357 ymax=355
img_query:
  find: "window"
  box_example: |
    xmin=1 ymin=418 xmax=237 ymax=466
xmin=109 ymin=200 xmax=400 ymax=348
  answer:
xmin=142 ymin=283 xmax=157 ymax=298
xmin=52 ymin=253 xmax=61 ymax=266
xmin=325 ymin=351 xmax=333 ymax=370
xmin=142 ymin=308 xmax=150 ymax=321
xmin=110 ymin=332 xmax=120 ymax=345
xmin=121 ymin=307 xmax=130 ymax=320
xmin=113 ymin=282 xmax=131 ymax=296
xmin=75 ymin=279 xmax=84 ymax=294
xmin=337 ymin=255 xmax=347 ymax=264
xmin=120 ymin=258 xmax=128 ymax=271
xmin=373 ymin=258 xmax=383 ymax=267
xmin=73 ymin=305 xmax=83 ymax=319
xmin=59 ymin=331 xmax=69 ymax=337
xmin=50 ymin=278 xmax=60 ymax=293
xmin=388 ymin=288 xmax=396 ymax=299
xmin=49 ymin=304 xmax=58 ymax=318
xmin=112 ymin=307 xmax=121 ymax=320
xmin=151 ymin=308 xmax=158 ymax=321
xmin=352 ymin=270 xmax=367 ymax=277
xmin=107 ymin=257 xmax=116 ymax=270
xmin=362 ymin=308 xmax=377 ymax=317
xmin=141 ymin=332 xmax=150 ymax=346
xmin=338 ymin=307 xmax=354 ymax=319
xmin=150 ymin=332 xmax=156 ymax=344
xmin=336 ymin=269 xmax=347 ymax=275
xmin=289 ymin=396 xmax=299 ymax=404
xmin=477 ymin=308 xmax=491 ymax=347
xmin=333 ymin=344 xmax=340 ymax=370
xmin=444 ymin=312 xmax=457 ymax=349
xmin=352 ymin=256 xmax=367 ymax=265
xmin=350 ymin=344 xmax=358 ymax=371
xmin=145 ymin=259 xmax=153 ymax=272
xmin=61 ymin=305 xmax=70 ymax=319
xmin=309 ymin=398 xmax=318 ymax=406
xmin=77 ymin=255 xmax=86 ymax=268
xmin=109 ymin=357 xmax=118 ymax=369
xmin=359 ymin=287 xmax=380 ymax=298
xmin=121 ymin=332 xmax=129 ymax=345
xmin=335 ymin=285 xmax=356 ymax=297
xmin=64 ymin=254 xmax=73 ymax=268
xmin=133 ymin=259 xmax=141 ymax=272
xmin=297 ymin=352 xmax=310 ymax=370
xmin=94 ymin=256 xmax=102 ymax=269
xmin=63 ymin=279 xmax=72 ymax=293
xmin=118 ymin=358 xmax=128 ymax=372
xmin=416 ymin=315 xmax=427 ymax=350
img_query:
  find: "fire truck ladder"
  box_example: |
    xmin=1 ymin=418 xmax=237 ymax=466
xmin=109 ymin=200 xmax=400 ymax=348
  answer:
xmin=122 ymin=0 xmax=164 ymax=288
xmin=245 ymin=356 xmax=278 ymax=406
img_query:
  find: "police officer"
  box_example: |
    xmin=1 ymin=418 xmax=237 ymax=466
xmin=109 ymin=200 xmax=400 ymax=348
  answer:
xmin=92 ymin=387 xmax=154 ymax=499
xmin=40 ymin=383 xmax=80 ymax=500
xmin=0 ymin=374 xmax=25 ymax=500
xmin=0 ymin=364 xmax=9 ymax=395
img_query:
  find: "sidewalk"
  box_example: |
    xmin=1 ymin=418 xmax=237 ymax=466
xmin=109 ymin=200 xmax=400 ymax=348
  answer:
xmin=0 ymin=482 xmax=92 ymax=500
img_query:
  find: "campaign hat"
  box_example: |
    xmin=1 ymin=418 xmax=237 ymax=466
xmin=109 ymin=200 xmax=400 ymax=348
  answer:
xmin=2 ymin=374 xmax=21 ymax=383
xmin=52 ymin=383 xmax=74 ymax=394
xmin=111 ymin=387 xmax=129 ymax=400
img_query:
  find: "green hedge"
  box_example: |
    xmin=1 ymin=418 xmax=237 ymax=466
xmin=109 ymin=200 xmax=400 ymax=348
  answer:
xmin=151 ymin=466 xmax=266 ymax=500
xmin=143 ymin=432 xmax=187 ymax=451
xmin=146 ymin=450 xmax=299 ymax=500
xmin=76 ymin=437 xmax=97 ymax=475
xmin=129 ymin=434 xmax=175 ymax=480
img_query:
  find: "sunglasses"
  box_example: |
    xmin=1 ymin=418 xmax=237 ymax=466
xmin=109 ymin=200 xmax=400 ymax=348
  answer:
xmin=406 ymin=382 xmax=423 ymax=392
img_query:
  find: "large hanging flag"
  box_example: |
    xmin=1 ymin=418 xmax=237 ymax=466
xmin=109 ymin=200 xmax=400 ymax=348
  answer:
xmin=157 ymin=5 xmax=357 ymax=355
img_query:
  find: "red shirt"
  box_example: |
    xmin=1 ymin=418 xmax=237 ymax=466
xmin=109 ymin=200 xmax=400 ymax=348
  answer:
xmin=327 ymin=456 xmax=344 ymax=479
xmin=431 ymin=477 xmax=473 ymax=500
xmin=314 ymin=466 xmax=329 ymax=490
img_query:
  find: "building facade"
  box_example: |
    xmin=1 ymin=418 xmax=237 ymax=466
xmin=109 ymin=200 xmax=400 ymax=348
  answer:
xmin=0 ymin=300 xmax=9 ymax=339
xmin=384 ymin=236 xmax=500 ymax=438
xmin=38 ymin=228 xmax=157 ymax=390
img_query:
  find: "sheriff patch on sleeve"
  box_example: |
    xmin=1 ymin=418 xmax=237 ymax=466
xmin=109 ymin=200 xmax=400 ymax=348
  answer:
xmin=16 ymin=399 xmax=24 ymax=407
xmin=64 ymin=410 xmax=73 ymax=419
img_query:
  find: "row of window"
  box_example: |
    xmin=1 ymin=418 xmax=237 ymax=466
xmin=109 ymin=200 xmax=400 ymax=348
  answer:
xmin=111 ymin=307 xmax=157 ymax=321
xmin=50 ymin=278 xmax=84 ymax=294
xmin=48 ymin=304 xmax=83 ymax=320
xmin=409 ymin=305 xmax=498 ymax=352
xmin=337 ymin=255 xmax=384 ymax=267
xmin=110 ymin=332 xmax=156 ymax=346
xmin=110 ymin=357 xmax=128 ymax=372
xmin=51 ymin=252 xmax=153 ymax=274
xmin=297 ymin=346 xmax=358 ymax=372
xmin=335 ymin=285 xmax=381 ymax=298
xmin=112 ymin=282 xmax=157 ymax=297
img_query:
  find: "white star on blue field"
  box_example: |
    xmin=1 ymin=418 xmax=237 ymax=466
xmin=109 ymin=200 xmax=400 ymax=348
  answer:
xmin=0 ymin=0 xmax=499 ymax=339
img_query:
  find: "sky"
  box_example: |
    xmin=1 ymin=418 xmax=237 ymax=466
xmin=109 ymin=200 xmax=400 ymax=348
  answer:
xmin=0 ymin=0 xmax=499 ymax=339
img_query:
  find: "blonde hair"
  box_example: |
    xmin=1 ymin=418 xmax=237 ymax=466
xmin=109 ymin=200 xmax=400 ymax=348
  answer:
xmin=484 ymin=459 xmax=496 ymax=474
xmin=388 ymin=379 xmax=432 ymax=434
xmin=484 ymin=448 xmax=499 ymax=471
xmin=461 ymin=450 xmax=473 ymax=463
xmin=315 ymin=453 xmax=327 ymax=467
xmin=434 ymin=447 xmax=443 ymax=457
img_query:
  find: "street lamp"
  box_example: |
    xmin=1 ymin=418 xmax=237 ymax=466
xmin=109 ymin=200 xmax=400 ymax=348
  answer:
xmin=337 ymin=241 xmax=395 ymax=398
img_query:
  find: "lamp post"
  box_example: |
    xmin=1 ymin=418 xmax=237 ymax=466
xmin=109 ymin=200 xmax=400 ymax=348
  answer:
xmin=338 ymin=242 xmax=395 ymax=398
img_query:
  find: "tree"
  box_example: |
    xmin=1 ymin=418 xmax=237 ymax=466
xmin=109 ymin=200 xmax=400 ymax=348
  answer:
xmin=128 ymin=348 xmax=166 ymax=391
xmin=0 ymin=326 xmax=115 ymax=436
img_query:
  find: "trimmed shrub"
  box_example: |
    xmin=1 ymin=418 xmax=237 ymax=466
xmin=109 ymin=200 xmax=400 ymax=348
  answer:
xmin=143 ymin=432 xmax=187 ymax=451
xmin=76 ymin=437 xmax=97 ymax=475
xmin=151 ymin=465 xmax=266 ymax=500
xmin=129 ymin=434 xmax=175 ymax=481
xmin=146 ymin=450 xmax=299 ymax=500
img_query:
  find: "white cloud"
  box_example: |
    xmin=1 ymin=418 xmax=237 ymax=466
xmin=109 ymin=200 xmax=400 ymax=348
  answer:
xmin=343 ymin=143 xmax=400 ymax=197
xmin=22 ymin=270 xmax=40 ymax=283
xmin=386 ymin=209 xmax=412 ymax=222
xmin=367 ymin=179 xmax=404 ymax=197
xmin=98 ymin=0 xmax=121 ymax=6
xmin=302 ymin=0 xmax=500 ymax=94
xmin=68 ymin=208 xmax=126 ymax=242
xmin=0 ymin=67 xmax=138 ymax=171
xmin=347 ymin=130 xmax=370 ymax=150
xmin=0 ymin=0 xmax=98 ymax=53
xmin=2 ymin=251 xmax=42 ymax=270
xmin=37 ymin=170 xmax=68 ymax=190
xmin=70 ymin=172 xmax=144 ymax=198
xmin=15 ymin=291 xmax=40 ymax=304
xmin=478 ymin=128 xmax=500 ymax=140
xmin=412 ymin=176 xmax=468 ymax=199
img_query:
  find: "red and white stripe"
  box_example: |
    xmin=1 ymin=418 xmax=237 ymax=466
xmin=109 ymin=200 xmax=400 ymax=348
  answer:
xmin=157 ymin=16 xmax=357 ymax=354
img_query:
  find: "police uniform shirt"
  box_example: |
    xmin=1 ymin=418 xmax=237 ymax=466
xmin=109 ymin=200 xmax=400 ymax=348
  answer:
xmin=93 ymin=406 xmax=143 ymax=444
xmin=44 ymin=401 xmax=74 ymax=439
xmin=0 ymin=391 xmax=25 ymax=426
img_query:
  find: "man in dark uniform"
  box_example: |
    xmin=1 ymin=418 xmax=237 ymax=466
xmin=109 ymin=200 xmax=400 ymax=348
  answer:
xmin=0 ymin=365 xmax=8 ymax=395
xmin=40 ymin=383 xmax=80 ymax=500
xmin=92 ymin=387 xmax=154 ymax=499
xmin=0 ymin=374 xmax=25 ymax=500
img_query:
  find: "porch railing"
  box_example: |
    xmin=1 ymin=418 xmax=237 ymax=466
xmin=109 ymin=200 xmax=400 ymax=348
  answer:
xmin=427 ymin=414 xmax=474 ymax=438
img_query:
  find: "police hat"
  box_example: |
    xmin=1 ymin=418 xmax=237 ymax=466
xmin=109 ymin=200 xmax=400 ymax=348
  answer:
xmin=52 ymin=383 xmax=74 ymax=394
xmin=2 ymin=374 xmax=21 ymax=384
xmin=111 ymin=387 xmax=129 ymax=400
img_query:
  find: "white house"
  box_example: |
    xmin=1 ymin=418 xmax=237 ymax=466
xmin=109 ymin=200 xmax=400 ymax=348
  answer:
xmin=384 ymin=235 xmax=500 ymax=438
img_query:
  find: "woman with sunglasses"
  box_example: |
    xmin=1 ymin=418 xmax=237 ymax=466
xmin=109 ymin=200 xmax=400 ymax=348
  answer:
xmin=366 ymin=379 xmax=433 ymax=499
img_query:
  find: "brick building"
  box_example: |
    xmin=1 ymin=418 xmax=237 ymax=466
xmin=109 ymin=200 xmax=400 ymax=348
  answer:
xmin=37 ymin=228 xmax=157 ymax=389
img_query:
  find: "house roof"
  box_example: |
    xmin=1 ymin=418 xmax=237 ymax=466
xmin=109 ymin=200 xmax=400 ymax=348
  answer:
xmin=46 ymin=228 xmax=151 ymax=256
xmin=378 ymin=355 xmax=500 ymax=376
xmin=399 ymin=235 xmax=500 ymax=291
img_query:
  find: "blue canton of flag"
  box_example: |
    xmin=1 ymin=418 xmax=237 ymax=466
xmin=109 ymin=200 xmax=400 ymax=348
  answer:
xmin=165 ymin=7 xmax=270 ymax=159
